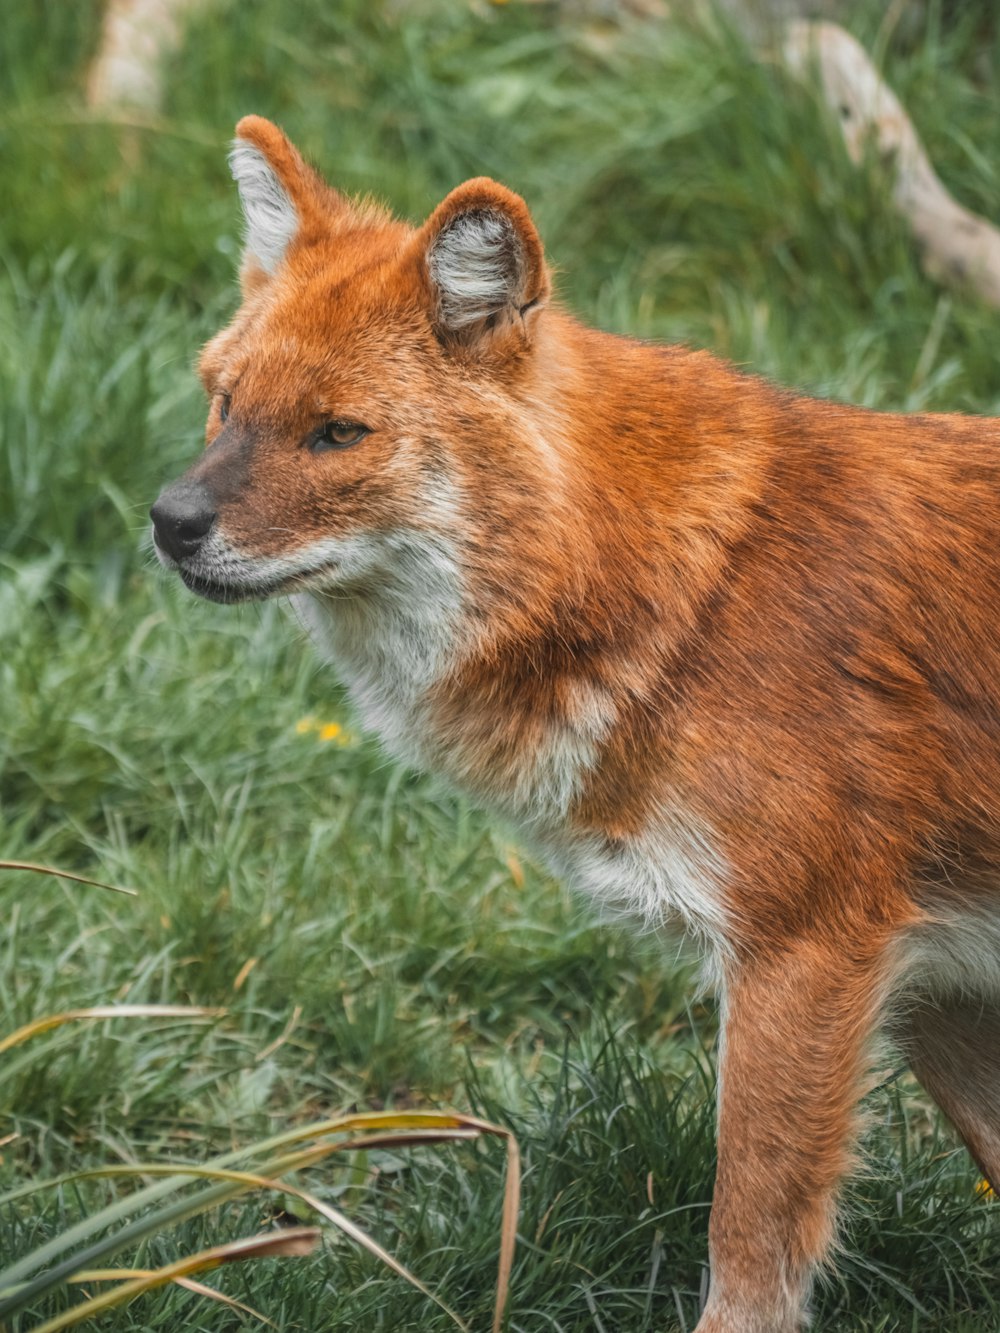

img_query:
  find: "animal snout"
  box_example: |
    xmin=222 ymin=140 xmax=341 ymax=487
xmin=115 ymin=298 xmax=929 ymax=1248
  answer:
xmin=150 ymin=481 xmax=217 ymax=562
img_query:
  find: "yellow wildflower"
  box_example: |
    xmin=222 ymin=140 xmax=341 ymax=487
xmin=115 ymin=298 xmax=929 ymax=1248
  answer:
xmin=295 ymin=716 xmax=355 ymax=746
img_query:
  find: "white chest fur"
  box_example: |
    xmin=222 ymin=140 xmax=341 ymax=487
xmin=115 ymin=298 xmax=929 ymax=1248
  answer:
xmin=291 ymin=526 xmax=466 ymax=771
xmin=900 ymin=901 xmax=1000 ymax=1001
xmin=537 ymin=815 xmax=729 ymax=951
xmin=293 ymin=543 xmax=729 ymax=953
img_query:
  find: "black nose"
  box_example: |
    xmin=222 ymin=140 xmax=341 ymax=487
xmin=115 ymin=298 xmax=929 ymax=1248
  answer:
xmin=150 ymin=481 xmax=217 ymax=562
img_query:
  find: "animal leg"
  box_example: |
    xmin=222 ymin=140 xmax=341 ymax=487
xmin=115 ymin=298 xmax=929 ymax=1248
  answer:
xmin=890 ymin=992 xmax=1000 ymax=1189
xmin=694 ymin=940 xmax=894 ymax=1333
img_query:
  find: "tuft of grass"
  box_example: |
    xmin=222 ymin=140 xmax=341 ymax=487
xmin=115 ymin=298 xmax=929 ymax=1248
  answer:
xmin=1 ymin=1089 xmax=519 ymax=1333
xmin=1 ymin=0 xmax=999 ymax=1328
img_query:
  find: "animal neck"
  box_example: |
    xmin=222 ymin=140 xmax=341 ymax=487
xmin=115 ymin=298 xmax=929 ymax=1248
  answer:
xmin=295 ymin=327 xmax=777 ymax=815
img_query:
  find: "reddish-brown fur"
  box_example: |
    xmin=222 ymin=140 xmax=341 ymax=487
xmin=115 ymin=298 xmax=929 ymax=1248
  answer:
xmin=152 ymin=116 xmax=1000 ymax=1330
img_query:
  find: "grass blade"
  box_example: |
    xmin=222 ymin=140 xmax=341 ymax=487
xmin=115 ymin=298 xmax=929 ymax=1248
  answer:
xmin=24 ymin=1230 xmax=321 ymax=1333
xmin=494 ymin=1131 xmax=522 ymax=1333
xmin=3 ymin=1153 xmax=475 ymax=1330
xmin=69 ymin=1271 xmax=277 ymax=1328
xmin=0 ymin=1112 xmax=519 ymax=1329
xmin=0 ymin=862 xmax=136 ymax=897
xmin=0 ymin=1005 xmax=226 ymax=1057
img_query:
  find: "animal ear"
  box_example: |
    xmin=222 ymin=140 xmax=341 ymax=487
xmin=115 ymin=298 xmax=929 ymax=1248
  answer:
xmin=229 ymin=115 xmax=346 ymax=278
xmin=419 ymin=178 xmax=550 ymax=346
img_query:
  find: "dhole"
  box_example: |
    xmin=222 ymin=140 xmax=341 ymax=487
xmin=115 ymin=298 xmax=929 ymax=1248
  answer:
xmin=151 ymin=116 xmax=1000 ymax=1331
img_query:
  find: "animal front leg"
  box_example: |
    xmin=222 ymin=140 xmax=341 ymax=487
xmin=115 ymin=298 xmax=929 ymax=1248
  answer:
xmin=695 ymin=940 xmax=894 ymax=1333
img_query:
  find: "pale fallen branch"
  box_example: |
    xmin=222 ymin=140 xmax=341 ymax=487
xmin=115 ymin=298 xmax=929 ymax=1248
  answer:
xmin=783 ymin=19 xmax=1000 ymax=308
xmin=86 ymin=0 xmax=210 ymax=111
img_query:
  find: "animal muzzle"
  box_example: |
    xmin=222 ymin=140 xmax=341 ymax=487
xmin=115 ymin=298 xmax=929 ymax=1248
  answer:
xmin=150 ymin=480 xmax=217 ymax=562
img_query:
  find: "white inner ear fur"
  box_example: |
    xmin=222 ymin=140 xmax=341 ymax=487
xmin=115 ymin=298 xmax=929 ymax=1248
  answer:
xmin=428 ymin=211 xmax=526 ymax=331
xmin=229 ymin=140 xmax=299 ymax=275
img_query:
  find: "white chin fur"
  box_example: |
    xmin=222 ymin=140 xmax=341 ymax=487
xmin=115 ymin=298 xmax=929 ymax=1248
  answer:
xmin=164 ymin=528 xmax=373 ymax=599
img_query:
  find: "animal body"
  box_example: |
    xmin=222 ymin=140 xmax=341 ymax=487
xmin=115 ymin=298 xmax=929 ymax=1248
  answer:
xmin=151 ymin=115 xmax=1000 ymax=1331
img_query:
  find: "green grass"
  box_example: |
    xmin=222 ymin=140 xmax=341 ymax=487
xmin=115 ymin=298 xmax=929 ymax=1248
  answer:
xmin=2 ymin=0 xmax=1000 ymax=1328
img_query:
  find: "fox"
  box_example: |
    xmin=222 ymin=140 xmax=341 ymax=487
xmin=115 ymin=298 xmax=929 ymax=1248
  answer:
xmin=151 ymin=115 xmax=1000 ymax=1331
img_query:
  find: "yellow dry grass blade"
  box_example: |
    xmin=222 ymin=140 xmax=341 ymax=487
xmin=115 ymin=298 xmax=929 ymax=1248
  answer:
xmin=15 ymin=1155 xmax=473 ymax=1331
xmin=494 ymin=1132 xmax=521 ymax=1333
xmin=312 ymin=1114 xmax=521 ymax=1330
xmin=0 ymin=861 xmax=136 ymax=897
xmin=0 ymin=1105 xmax=521 ymax=1330
xmin=70 ymin=1270 xmax=276 ymax=1328
xmin=234 ymin=1109 xmax=522 ymax=1331
xmin=26 ymin=1229 xmax=321 ymax=1333
xmin=0 ymin=1005 xmax=226 ymax=1057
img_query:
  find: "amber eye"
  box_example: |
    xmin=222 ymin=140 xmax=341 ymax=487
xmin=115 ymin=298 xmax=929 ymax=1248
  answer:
xmin=218 ymin=393 xmax=230 ymax=424
xmin=312 ymin=420 xmax=370 ymax=452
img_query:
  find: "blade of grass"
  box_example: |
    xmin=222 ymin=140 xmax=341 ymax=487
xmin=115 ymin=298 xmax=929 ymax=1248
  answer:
xmin=0 ymin=1005 xmax=226 ymax=1057
xmin=0 ymin=1112 xmax=519 ymax=1326
xmin=0 ymin=1142 xmax=370 ymax=1304
xmin=494 ymin=1131 xmax=522 ymax=1333
xmin=2 ymin=1148 xmax=480 ymax=1330
xmin=25 ymin=1229 xmax=321 ymax=1333
xmin=0 ymin=1129 xmax=479 ymax=1209
xmin=0 ymin=1177 xmax=268 ymax=1314
xmin=69 ymin=1270 xmax=276 ymax=1328
xmin=0 ymin=862 xmax=136 ymax=897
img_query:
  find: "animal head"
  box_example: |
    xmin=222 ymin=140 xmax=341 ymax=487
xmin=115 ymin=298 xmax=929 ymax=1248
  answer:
xmin=150 ymin=115 xmax=556 ymax=609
